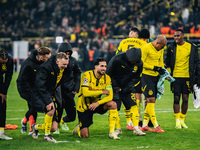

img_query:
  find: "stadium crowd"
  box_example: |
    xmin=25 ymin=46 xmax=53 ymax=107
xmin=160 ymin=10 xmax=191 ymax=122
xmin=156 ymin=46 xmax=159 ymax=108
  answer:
xmin=0 ymin=0 xmax=200 ymax=71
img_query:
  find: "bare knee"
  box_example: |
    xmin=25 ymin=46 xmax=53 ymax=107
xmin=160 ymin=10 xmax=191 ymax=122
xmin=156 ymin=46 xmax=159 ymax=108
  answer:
xmin=80 ymin=128 xmax=89 ymax=138
xmin=105 ymin=101 xmax=117 ymax=109
xmin=51 ymin=121 xmax=58 ymax=132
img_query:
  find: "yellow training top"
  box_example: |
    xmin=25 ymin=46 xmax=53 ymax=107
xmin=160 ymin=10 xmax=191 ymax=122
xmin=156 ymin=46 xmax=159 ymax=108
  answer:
xmin=173 ymin=42 xmax=191 ymax=78
xmin=141 ymin=43 xmax=164 ymax=76
xmin=77 ymin=70 xmax=113 ymax=112
xmin=116 ymin=38 xmax=147 ymax=54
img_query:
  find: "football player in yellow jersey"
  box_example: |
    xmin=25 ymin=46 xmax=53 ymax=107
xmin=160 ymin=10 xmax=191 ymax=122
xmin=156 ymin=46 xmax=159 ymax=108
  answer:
xmin=31 ymin=53 xmax=69 ymax=142
xmin=116 ymin=27 xmax=141 ymax=54
xmin=115 ymin=28 xmax=150 ymax=130
xmin=140 ymin=35 xmax=167 ymax=133
xmin=165 ymin=29 xmax=200 ymax=129
xmin=74 ymin=58 xmax=119 ymax=139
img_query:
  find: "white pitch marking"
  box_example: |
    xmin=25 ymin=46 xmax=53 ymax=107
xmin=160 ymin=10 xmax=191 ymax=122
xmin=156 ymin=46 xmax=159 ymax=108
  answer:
xmin=6 ymin=109 xmax=200 ymax=121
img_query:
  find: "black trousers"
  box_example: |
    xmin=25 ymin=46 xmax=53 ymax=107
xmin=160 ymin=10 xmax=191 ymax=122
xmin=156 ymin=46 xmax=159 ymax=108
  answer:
xmin=62 ymin=92 xmax=76 ymax=123
xmin=0 ymin=96 xmax=6 ymax=127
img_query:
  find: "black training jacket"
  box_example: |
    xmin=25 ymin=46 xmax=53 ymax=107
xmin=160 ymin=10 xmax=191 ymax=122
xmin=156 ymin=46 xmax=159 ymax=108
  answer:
xmin=32 ymin=55 xmax=70 ymax=113
xmin=164 ymin=41 xmax=200 ymax=91
xmin=106 ymin=49 xmax=143 ymax=93
xmin=17 ymin=50 xmax=43 ymax=100
xmin=62 ymin=56 xmax=81 ymax=93
xmin=0 ymin=54 xmax=13 ymax=95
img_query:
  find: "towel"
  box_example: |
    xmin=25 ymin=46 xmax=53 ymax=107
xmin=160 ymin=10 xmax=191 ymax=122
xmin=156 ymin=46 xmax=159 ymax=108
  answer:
xmin=193 ymin=84 xmax=200 ymax=108
xmin=157 ymin=68 xmax=175 ymax=99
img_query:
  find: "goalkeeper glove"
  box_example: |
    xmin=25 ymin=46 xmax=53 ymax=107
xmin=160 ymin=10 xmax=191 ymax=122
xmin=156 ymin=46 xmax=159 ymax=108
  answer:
xmin=153 ymin=66 xmax=165 ymax=75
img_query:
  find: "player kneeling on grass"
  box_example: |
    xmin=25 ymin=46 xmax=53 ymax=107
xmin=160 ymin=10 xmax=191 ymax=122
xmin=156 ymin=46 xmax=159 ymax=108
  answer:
xmin=31 ymin=53 xmax=69 ymax=143
xmin=73 ymin=58 xmax=119 ymax=139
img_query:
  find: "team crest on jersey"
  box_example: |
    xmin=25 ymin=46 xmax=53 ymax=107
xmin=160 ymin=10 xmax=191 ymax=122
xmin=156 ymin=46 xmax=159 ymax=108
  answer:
xmin=121 ymin=65 xmax=125 ymax=68
xmin=83 ymin=78 xmax=89 ymax=85
xmin=134 ymin=66 xmax=138 ymax=71
xmin=2 ymin=64 xmax=7 ymax=71
xmin=148 ymin=90 xmax=153 ymax=95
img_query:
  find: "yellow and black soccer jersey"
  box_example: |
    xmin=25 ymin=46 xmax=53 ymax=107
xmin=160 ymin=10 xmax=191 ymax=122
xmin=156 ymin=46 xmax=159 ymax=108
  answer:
xmin=77 ymin=70 xmax=113 ymax=112
xmin=141 ymin=43 xmax=164 ymax=76
xmin=173 ymin=42 xmax=191 ymax=78
xmin=56 ymin=69 xmax=64 ymax=87
xmin=116 ymin=38 xmax=147 ymax=54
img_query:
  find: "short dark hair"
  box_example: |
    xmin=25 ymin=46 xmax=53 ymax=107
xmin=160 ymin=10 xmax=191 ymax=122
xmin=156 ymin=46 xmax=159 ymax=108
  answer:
xmin=0 ymin=48 xmax=8 ymax=60
xmin=37 ymin=47 xmax=51 ymax=55
xmin=130 ymin=27 xmax=140 ymax=35
xmin=94 ymin=57 xmax=106 ymax=66
xmin=56 ymin=52 xmax=69 ymax=60
xmin=139 ymin=28 xmax=150 ymax=39
xmin=175 ymin=29 xmax=184 ymax=34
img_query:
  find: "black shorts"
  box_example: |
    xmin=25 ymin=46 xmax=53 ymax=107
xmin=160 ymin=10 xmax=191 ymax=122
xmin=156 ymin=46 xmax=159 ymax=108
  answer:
xmin=113 ymin=92 xmax=136 ymax=110
xmin=134 ymin=80 xmax=142 ymax=93
xmin=141 ymin=74 xmax=159 ymax=98
xmin=78 ymin=104 xmax=107 ymax=130
xmin=171 ymin=77 xmax=191 ymax=94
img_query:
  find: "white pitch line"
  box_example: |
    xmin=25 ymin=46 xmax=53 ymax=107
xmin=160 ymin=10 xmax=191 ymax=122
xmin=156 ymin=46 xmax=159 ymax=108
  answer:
xmin=6 ymin=109 xmax=200 ymax=121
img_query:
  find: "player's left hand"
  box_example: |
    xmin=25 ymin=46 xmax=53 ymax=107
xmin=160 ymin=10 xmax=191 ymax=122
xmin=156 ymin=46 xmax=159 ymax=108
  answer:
xmin=89 ymin=102 xmax=99 ymax=111
xmin=0 ymin=94 xmax=7 ymax=103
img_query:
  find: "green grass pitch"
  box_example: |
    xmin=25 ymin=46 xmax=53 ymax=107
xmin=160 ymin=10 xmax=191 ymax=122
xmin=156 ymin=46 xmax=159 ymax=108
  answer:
xmin=1 ymin=72 xmax=200 ymax=150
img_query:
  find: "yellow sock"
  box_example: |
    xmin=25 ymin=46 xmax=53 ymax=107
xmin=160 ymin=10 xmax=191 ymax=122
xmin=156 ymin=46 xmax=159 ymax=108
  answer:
xmin=60 ymin=117 xmax=64 ymax=124
xmin=143 ymin=103 xmax=149 ymax=127
xmin=180 ymin=113 xmax=186 ymax=121
xmin=136 ymin=99 xmax=140 ymax=111
xmin=77 ymin=125 xmax=81 ymax=138
xmin=36 ymin=123 xmax=46 ymax=130
xmin=115 ymin=112 xmax=121 ymax=129
xmin=45 ymin=114 xmax=53 ymax=135
xmin=109 ymin=109 xmax=118 ymax=133
xmin=130 ymin=105 xmax=139 ymax=127
xmin=148 ymin=103 xmax=158 ymax=128
xmin=0 ymin=127 xmax=4 ymax=131
xmin=124 ymin=106 xmax=132 ymax=124
xmin=174 ymin=112 xmax=180 ymax=122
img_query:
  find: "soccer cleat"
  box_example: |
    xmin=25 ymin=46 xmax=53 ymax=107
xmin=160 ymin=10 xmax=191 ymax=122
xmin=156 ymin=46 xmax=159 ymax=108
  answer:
xmin=43 ymin=134 xmax=57 ymax=143
xmin=180 ymin=121 xmax=188 ymax=128
xmin=175 ymin=121 xmax=181 ymax=129
xmin=154 ymin=126 xmax=165 ymax=133
xmin=114 ymin=128 xmax=122 ymax=135
xmin=138 ymin=126 xmax=143 ymax=130
xmin=72 ymin=124 xmax=79 ymax=135
xmin=32 ymin=124 xmax=39 ymax=139
xmin=126 ymin=125 xmax=134 ymax=130
xmin=60 ymin=122 xmax=69 ymax=131
xmin=0 ymin=133 xmax=13 ymax=140
xmin=53 ymin=128 xmax=60 ymax=134
xmin=21 ymin=119 xmax=27 ymax=133
xmin=141 ymin=126 xmax=154 ymax=132
xmin=109 ymin=132 xmax=120 ymax=139
xmin=133 ymin=128 xmax=146 ymax=136
xmin=28 ymin=130 xmax=33 ymax=135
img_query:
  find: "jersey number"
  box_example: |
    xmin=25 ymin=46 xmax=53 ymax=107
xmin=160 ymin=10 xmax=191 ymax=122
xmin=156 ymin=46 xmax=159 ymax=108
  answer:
xmin=128 ymin=45 xmax=135 ymax=49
